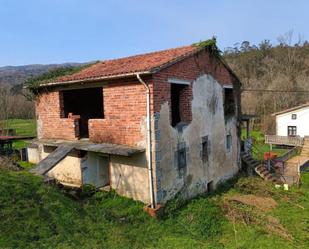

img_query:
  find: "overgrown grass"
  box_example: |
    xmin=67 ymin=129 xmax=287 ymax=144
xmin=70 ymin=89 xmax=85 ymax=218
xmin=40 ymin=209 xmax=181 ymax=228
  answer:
xmin=0 ymin=167 xmax=309 ymax=249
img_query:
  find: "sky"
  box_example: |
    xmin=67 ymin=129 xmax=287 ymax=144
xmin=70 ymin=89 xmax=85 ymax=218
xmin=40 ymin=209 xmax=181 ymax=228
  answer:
xmin=0 ymin=0 xmax=308 ymax=66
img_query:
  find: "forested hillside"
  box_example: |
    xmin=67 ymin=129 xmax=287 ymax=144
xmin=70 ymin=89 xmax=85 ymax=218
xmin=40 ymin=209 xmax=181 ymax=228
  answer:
xmin=224 ymin=33 xmax=309 ymax=132
xmin=0 ymin=63 xmax=82 ymax=120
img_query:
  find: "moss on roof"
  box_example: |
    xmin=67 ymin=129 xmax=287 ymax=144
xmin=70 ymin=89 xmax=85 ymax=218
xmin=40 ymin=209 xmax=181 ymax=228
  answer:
xmin=24 ymin=63 xmax=97 ymax=94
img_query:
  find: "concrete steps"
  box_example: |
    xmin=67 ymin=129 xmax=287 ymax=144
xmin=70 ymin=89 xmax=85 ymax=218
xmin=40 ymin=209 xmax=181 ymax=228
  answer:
xmin=241 ymin=152 xmax=283 ymax=184
xmin=255 ymin=165 xmax=283 ymax=184
xmin=300 ymin=139 xmax=309 ymax=156
xmin=241 ymin=152 xmax=260 ymax=175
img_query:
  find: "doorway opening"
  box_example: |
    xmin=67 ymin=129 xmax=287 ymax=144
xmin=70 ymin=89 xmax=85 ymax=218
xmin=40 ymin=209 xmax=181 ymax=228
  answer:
xmin=207 ymin=181 xmax=215 ymax=193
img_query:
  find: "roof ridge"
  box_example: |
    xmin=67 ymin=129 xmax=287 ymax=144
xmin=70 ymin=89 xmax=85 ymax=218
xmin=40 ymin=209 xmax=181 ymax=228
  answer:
xmin=38 ymin=44 xmax=201 ymax=86
xmin=97 ymin=44 xmax=197 ymax=64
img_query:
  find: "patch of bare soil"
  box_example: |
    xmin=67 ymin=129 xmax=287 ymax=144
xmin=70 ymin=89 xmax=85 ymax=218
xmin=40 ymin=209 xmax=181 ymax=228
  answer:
xmin=223 ymin=194 xmax=293 ymax=240
xmin=225 ymin=194 xmax=277 ymax=211
xmin=0 ymin=156 xmax=21 ymax=171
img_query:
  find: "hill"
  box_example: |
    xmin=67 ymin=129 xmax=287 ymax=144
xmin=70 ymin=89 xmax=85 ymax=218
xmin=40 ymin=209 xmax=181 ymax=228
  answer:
xmin=224 ymin=36 xmax=309 ymax=132
xmin=0 ymin=63 xmax=82 ymax=88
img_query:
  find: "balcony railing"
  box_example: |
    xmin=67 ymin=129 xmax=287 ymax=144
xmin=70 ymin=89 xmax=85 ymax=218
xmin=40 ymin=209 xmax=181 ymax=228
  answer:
xmin=265 ymin=135 xmax=304 ymax=147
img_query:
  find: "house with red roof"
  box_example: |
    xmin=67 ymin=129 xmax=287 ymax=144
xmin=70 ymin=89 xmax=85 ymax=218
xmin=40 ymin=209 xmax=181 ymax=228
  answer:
xmin=28 ymin=41 xmax=242 ymax=210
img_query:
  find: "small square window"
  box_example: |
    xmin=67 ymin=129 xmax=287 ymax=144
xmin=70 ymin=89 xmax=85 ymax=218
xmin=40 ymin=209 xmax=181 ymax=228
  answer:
xmin=178 ymin=148 xmax=187 ymax=169
xmin=226 ymin=135 xmax=232 ymax=152
xmin=292 ymin=114 xmax=297 ymax=120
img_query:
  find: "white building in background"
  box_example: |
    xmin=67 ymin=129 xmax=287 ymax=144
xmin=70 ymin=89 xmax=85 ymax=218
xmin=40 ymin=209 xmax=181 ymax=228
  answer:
xmin=272 ymin=103 xmax=309 ymax=137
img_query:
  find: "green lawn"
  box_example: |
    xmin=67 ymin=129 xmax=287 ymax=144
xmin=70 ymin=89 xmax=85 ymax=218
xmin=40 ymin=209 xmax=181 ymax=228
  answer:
xmin=0 ymin=166 xmax=309 ymax=249
xmin=0 ymin=119 xmax=36 ymax=136
xmin=0 ymin=119 xmax=36 ymax=149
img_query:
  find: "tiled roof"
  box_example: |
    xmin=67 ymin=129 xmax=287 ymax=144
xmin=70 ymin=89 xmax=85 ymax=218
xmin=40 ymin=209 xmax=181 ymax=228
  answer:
xmin=53 ymin=45 xmax=199 ymax=84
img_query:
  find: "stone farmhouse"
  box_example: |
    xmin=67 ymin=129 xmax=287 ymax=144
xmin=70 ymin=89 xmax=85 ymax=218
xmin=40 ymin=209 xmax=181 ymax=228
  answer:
xmin=28 ymin=42 xmax=242 ymax=209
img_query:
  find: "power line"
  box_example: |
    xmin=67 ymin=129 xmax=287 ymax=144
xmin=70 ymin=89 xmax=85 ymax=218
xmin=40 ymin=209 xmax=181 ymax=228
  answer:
xmin=242 ymin=89 xmax=309 ymax=93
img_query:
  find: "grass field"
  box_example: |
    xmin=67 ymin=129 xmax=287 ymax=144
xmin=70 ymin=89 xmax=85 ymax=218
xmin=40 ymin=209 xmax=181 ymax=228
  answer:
xmin=0 ymin=167 xmax=308 ymax=249
xmin=0 ymin=119 xmax=36 ymax=136
xmin=0 ymin=119 xmax=36 ymax=149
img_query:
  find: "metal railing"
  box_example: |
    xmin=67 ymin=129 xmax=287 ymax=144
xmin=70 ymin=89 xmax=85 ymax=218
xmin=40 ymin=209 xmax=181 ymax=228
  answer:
xmin=276 ymin=146 xmax=300 ymax=162
xmin=244 ymin=138 xmax=287 ymax=183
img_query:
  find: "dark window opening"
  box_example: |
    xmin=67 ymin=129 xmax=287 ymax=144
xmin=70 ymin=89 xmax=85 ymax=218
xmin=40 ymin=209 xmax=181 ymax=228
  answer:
xmin=201 ymin=136 xmax=209 ymax=163
xmin=62 ymin=87 xmax=104 ymax=138
xmin=207 ymin=181 xmax=215 ymax=193
xmin=171 ymin=84 xmax=191 ymax=127
xmin=226 ymin=134 xmax=232 ymax=152
xmin=224 ymin=88 xmax=235 ymax=117
xmin=292 ymin=114 xmax=297 ymax=120
xmin=178 ymin=147 xmax=187 ymax=170
xmin=287 ymin=126 xmax=297 ymax=136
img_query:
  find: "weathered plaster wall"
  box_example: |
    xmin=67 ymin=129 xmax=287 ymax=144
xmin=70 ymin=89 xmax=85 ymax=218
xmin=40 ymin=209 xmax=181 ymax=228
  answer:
xmin=27 ymin=147 xmax=40 ymax=164
xmin=81 ymin=152 xmax=110 ymax=187
xmin=41 ymin=146 xmax=83 ymax=186
xmin=110 ymin=153 xmax=150 ymax=203
xmin=34 ymin=143 xmax=150 ymax=203
xmin=154 ymin=74 xmax=240 ymax=203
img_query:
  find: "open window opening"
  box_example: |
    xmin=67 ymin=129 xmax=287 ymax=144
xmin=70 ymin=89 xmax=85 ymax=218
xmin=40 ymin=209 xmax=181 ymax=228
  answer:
xmin=224 ymin=88 xmax=235 ymax=117
xmin=171 ymin=84 xmax=192 ymax=128
xmin=61 ymin=87 xmax=104 ymax=138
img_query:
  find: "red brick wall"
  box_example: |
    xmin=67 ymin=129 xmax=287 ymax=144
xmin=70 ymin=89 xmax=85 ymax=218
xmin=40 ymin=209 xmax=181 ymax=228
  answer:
xmin=178 ymin=85 xmax=192 ymax=123
xmin=35 ymin=49 xmax=236 ymax=147
xmin=153 ymin=49 xmax=235 ymax=116
xmin=36 ymin=79 xmax=149 ymax=147
xmin=36 ymin=91 xmax=79 ymax=140
xmin=89 ymin=79 xmax=148 ymax=146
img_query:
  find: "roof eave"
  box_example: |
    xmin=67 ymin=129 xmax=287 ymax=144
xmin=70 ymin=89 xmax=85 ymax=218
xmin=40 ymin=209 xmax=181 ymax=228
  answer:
xmin=271 ymin=103 xmax=309 ymax=116
xmin=35 ymin=71 xmax=152 ymax=88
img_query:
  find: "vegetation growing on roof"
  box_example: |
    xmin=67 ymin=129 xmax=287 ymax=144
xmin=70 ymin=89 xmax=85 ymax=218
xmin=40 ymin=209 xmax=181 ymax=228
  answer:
xmin=24 ymin=62 xmax=98 ymax=95
xmin=193 ymin=37 xmax=222 ymax=57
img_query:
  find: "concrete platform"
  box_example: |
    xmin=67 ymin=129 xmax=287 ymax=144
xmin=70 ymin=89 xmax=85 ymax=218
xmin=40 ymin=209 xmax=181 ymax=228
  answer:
xmin=31 ymin=138 xmax=145 ymax=157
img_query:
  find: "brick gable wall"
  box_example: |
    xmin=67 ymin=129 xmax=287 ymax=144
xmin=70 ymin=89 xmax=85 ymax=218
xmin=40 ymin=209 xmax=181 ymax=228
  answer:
xmin=153 ymin=49 xmax=235 ymax=115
